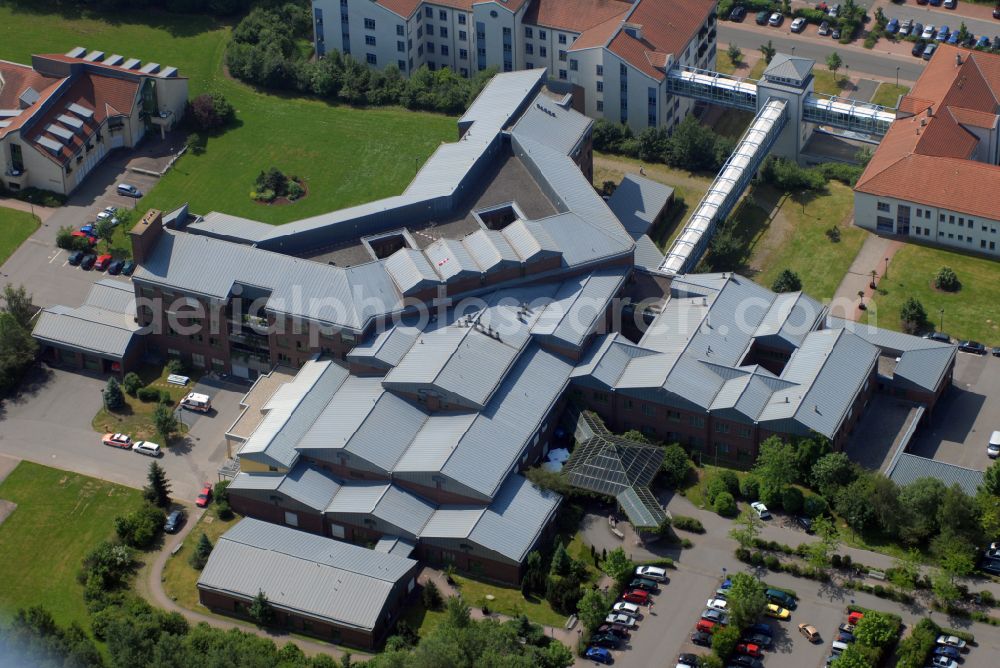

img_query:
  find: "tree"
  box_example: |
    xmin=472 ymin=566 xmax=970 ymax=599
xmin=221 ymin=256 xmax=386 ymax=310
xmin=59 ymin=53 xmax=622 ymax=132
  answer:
xmin=957 ymin=22 xmax=970 ymax=44
xmin=714 ymin=491 xmax=738 ymax=517
xmin=550 ymin=541 xmax=571 ymax=577
xmin=94 ymin=216 xmax=115 ymax=251
xmin=422 ymin=580 xmax=443 ymax=611
xmin=725 ymin=572 xmax=767 ymax=630
xmin=103 ymin=376 xmax=125 ymax=411
xmin=248 ymin=590 xmax=273 ymax=625
xmin=833 ymin=643 xmax=879 ymax=668
xmin=730 ymin=505 xmax=763 ymax=550
xmin=603 ymin=547 xmax=634 ymax=591
xmin=760 ymin=40 xmax=776 ymax=64
xmin=122 ymin=371 xmax=143 ymax=396
xmin=576 ymin=588 xmax=612 ymax=633
xmin=870 ymin=474 xmax=903 ymax=537
xmin=934 ymin=266 xmax=960 ymax=292
xmin=807 ymin=515 xmax=840 ymax=572
xmin=142 ymin=462 xmax=171 ymax=508
xmin=781 ymin=486 xmax=804 ymax=514
xmin=115 ymin=503 xmax=165 ymax=549
xmin=188 ymin=533 xmax=213 ymax=570
xmin=889 ymin=548 xmax=922 ymax=590
xmin=771 ymin=269 xmax=802 ymax=293
xmin=811 ymin=452 xmax=857 ymax=499
xmin=899 ymin=297 xmax=927 ymax=334
xmin=835 ymin=475 xmax=877 ymax=535
xmin=0 ymin=312 xmax=38 ymax=393
xmin=936 ymin=483 xmax=982 ymax=548
xmin=661 ymin=443 xmax=692 ymax=488
xmin=153 ymin=403 xmax=179 ymax=445
xmin=522 ymin=550 xmax=546 ymax=595
xmin=622 ymin=429 xmax=650 ymax=444
xmin=826 ymin=52 xmax=843 ymax=82
xmin=932 ymin=540 xmax=975 ymax=604
xmin=727 ymin=43 xmax=743 ymax=67
xmin=982 ymin=460 xmax=1000 ymax=496
xmin=2 ymin=284 xmax=34 ymax=330
xmin=188 ymin=92 xmax=236 ymax=131
xmin=445 ymin=595 xmax=471 ymax=629
xmin=898 ymin=477 xmax=946 ymax=544
xmin=711 ymin=624 xmax=741 ymax=660
xmin=793 ymin=437 xmax=830 ymax=482
xmin=665 ymin=116 xmax=725 ymax=171
xmin=753 ymin=436 xmax=799 ymax=489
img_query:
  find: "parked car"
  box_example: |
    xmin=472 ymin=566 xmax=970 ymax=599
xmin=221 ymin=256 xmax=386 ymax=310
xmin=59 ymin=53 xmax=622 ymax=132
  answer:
xmin=978 ymin=557 xmax=1000 ymax=575
xmin=121 ymin=259 xmax=136 ymax=276
xmin=947 ymin=32 xmax=960 ymax=45
xmin=132 ymin=440 xmax=162 ymax=457
xmin=80 ymin=253 xmax=97 ymax=270
xmin=994 ymin=3 xmax=1000 ymax=18
xmin=913 ymin=22 xmax=924 ymax=37
xmin=930 ymin=0 xmax=943 ymax=5
xmin=629 ymin=577 xmax=658 ymax=592
xmin=886 ymin=18 xmax=899 ymax=34
xmin=706 ymin=598 xmax=728 ymax=611
xmin=828 ymin=3 xmax=840 ymax=17
xmin=930 ymin=658 xmax=958 ymax=668
xmin=589 ymin=633 xmax=619 ymax=649
xmin=899 ymin=18 xmax=913 ymax=36
xmin=606 ymin=612 xmax=636 ymax=627
xmin=936 ymin=26 xmax=950 ymax=42
xmin=742 ymin=631 xmax=772 ymax=648
xmin=96 ymin=210 xmax=119 ymax=226
xmin=164 ymin=509 xmax=185 ymax=534
xmin=747 ymin=623 xmax=773 ymax=637
xmin=847 ymin=611 xmax=864 ymax=625
xmin=728 ymin=655 xmax=763 ymax=668
xmin=701 ymin=608 xmax=729 ymax=625
xmin=597 ymin=623 xmax=630 ymax=639
xmin=838 ymin=623 xmax=856 ymax=634
xmin=933 ymin=645 xmax=961 ymax=659
xmin=799 ymin=624 xmax=821 ymax=642
xmin=925 ymin=331 xmax=951 ymax=343
xmin=768 ymin=12 xmax=783 ymax=27
xmin=676 ymin=653 xmax=700 ymax=668
xmin=691 ymin=630 xmax=713 ymax=646
xmin=831 ymin=639 xmax=849 ymax=654
xmin=714 ymin=588 xmax=730 ymax=599
xmin=923 ymin=43 xmax=939 ymax=60
xmin=79 ymin=224 xmax=95 ymax=236
xmin=837 ymin=630 xmax=855 ymax=643
xmin=102 ymin=433 xmax=132 ymax=448
xmin=959 ymin=340 xmax=986 ymax=354
xmin=944 ymin=0 xmax=957 ymax=7
xmin=71 ymin=230 xmax=97 ymax=246
xmin=765 ymin=603 xmax=790 ymax=620
xmin=107 ymin=260 xmax=124 ymax=275
xmin=818 ymin=20 xmax=831 ymax=35
xmin=751 ymin=501 xmax=771 ymax=519
xmin=695 ymin=619 xmax=716 ymax=634
xmin=922 ymin=24 xmax=937 ymax=40
xmin=612 ymin=601 xmax=641 ymax=616
xmin=68 ymin=250 xmax=85 ymax=265
xmin=180 ymin=392 xmax=212 ymax=413
xmin=831 ymin=27 xmax=841 ymax=39
xmin=766 ymin=588 xmax=796 ymax=610
xmin=94 ymin=253 xmax=113 ymax=271
xmin=796 ymin=516 xmax=814 ymax=533
xmin=585 ymin=646 xmax=613 ymax=664
xmin=117 ymin=183 xmax=142 ymax=197
xmin=791 ymin=17 xmax=807 ymax=32
xmin=730 ymin=6 xmax=747 ymax=22
xmin=622 ymin=589 xmax=650 ymax=605
xmin=917 ymin=0 xmax=929 ymax=4
xmin=977 ymin=35 xmax=992 ymax=49
xmin=988 ymin=431 xmax=1000 ymax=458
xmin=736 ymin=643 xmax=763 ymax=658
xmin=635 ymin=565 xmax=668 ymax=582
xmin=196 ymin=482 xmax=213 ymax=508
xmin=756 ymin=10 xmax=770 ymax=25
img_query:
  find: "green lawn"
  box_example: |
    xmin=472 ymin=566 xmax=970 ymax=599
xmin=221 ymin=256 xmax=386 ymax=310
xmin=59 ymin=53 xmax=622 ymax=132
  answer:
xmin=0 ymin=462 xmax=143 ymax=628
xmin=0 ymin=208 xmax=39 ymax=265
xmin=812 ymin=70 xmax=852 ymax=97
xmin=870 ymin=83 xmax=910 ymax=108
xmin=452 ymin=574 xmax=567 ymax=627
xmin=862 ymin=244 xmax=1000 ymax=344
xmin=161 ymin=510 xmax=240 ymax=611
xmin=751 ymin=182 xmax=867 ymax=300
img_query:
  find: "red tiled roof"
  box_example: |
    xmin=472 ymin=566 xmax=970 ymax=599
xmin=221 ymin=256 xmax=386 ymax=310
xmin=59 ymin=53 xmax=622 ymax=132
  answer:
xmin=855 ymin=44 xmax=1000 ymax=219
xmin=27 ymin=73 xmax=140 ymax=165
xmin=523 ymin=0 xmax=632 ymax=33
xmin=570 ymin=10 xmax=629 ymax=50
xmin=32 ymin=53 xmax=187 ymax=81
xmin=375 ymin=0 xmax=532 ymax=18
xmin=606 ymin=0 xmax=715 ymax=81
xmin=0 ymin=60 xmax=62 ymax=108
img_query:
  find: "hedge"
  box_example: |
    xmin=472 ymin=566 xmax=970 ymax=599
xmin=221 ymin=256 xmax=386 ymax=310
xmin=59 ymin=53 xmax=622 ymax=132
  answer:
xmin=846 ymin=604 xmax=902 ymax=623
xmin=636 ymin=557 xmax=676 ymax=570
xmin=672 ymin=515 xmax=706 ymax=534
xmin=136 ymin=387 xmax=172 ymax=404
xmin=0 ymin=184 xmax=66 ymax=208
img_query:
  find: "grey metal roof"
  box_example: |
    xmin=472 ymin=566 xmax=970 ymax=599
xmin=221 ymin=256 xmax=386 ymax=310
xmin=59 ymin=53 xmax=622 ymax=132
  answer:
xmin=510 ymin=92 xmax=592 ymax=157
xmin=274 ymin=462 xmax=342 ymax=511
xmin=424 ymin=238 xmax=481 ymax=281
xmin=420 ymin=507 xmax=485 ymax=538
xmin=467 ymin=474 xmax=561 ymax=562
xmin=462 ymin=229 xmax=521 ymax=273
xmin=606 ymin=174 xmax=674 ymax=240
xmin=198 ymin=518 xmax=416 ymax=632
xmin=346 ymin=323 xmax=421 ymax=370
xmin=502 ymin=219 xmax=561 ymax=262
xmin=888 ymin=454 xmax=984 ymax=496
xmin=764 ymin=54 xmax=814 ymax=83
xmin=374 ymin=536 xmax=416 ymax=558
xmin=531 ymin=266 xmax=628 ymax=350
xmin=384 ymin=248 xmax=440 ymax=294
xmin=571 ymin=334 xmax=659 ymax=389
xmin=394 ymin=412 xmax=478 ymax=472
xmin=371 ymin=484 xmax=436 ymax=536
xmin=755 ymin=291 xmax=826 ymax=349
xmin=187 ymin=211 xmax=275 ymax=244
xmin=32 ymin=280 xmax=139 ymax=359
xmin=326 ymin=481 xmax=389 ymax=514
xmin=633 ymin=234 xmax=666 ymax=271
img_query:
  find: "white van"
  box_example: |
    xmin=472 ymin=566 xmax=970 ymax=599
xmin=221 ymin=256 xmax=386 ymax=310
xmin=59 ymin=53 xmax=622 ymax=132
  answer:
xmin=830 ymin=640 xmax=849 ymax=655
xmin=132 ymin=441 xmax=162 ymax=457
xmin=180 ymin=392 xmax=212 ymax=413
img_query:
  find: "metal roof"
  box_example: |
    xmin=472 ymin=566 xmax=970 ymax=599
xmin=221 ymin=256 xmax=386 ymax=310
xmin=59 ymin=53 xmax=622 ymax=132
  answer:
xmin=198 ymin=518 xmax=416 ymax=632
xmin=606 ymin=174 xmax=674 ymax=240
xmin=420 ymin=507 xmax=485 ymax=538
xmin=510 ymin=92 xmax=593 ymax=156
xmin=424 ymin=238 xmax=481 ymax=281
xmin=467 ymin=474 xmax=561 ymax=562
xmin=346 ymin=323 xmax=421 ymax=369
xmin=187 ymin=211 xmax=275 ymax=243
xmin=374 ymin=536 xmax=416 ymax=558
xmin=275 ymin=462 xmax=342 ymax=511
xmin=326 ymin=481 xmax=389 ymax=514
xmin=633 ymin=234 xmax=666 ymax=271
xmin=887 ymin=454 xmax=984 ymax=496
xmin=531 ymin=266 xmax=629 ymax=350
xmin=384 ymin=248 xmax=440 ymax=295
xmin=462 ymin=229 xmax=521 ymax=273
xmin=32 ymin=279 xmax=139 ymax=358
xmin=764 ymin=54 xmax=814 ymax=83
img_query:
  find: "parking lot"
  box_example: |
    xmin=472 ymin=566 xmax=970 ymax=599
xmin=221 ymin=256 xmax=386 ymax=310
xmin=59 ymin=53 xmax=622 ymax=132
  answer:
xmin=909 ymin=350 xmax=1000 ymax=471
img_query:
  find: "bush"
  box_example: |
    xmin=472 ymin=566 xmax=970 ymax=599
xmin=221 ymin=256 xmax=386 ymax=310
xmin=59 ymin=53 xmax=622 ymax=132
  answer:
xmin=771 ymin=269 xmax=802 ymax=293
xmin=56 ymin=226 xmax=92 ymax=251
xmin=137 ymin=386 xmax=169 ymax=403
xmin=422 ymin=581 xmax=443 ymax=611
xmin=188 ymin=533 xmax=214 ymax=570
xmin=816 ymin=162 xmax=864 ymax=186
xmin=215 ymin=498 xmax=233 ymax=521
xmin=0 ymin=183 xmax=66 ymax=207
xmin=186 ymin=92 xmax=236 ymax=131
xmin=122 ymin=372 xmax=143 ymax=396
xmin=712 ymin=624 xmax=741 ymax=660
xmin=764 ymin=555 xmax=781 ymax=570
xmin=739 ymin=475 xmax=761 ymax=501
xmin=900 ymin=297 xmax=928 ymax=334
xmin=166 ymin=358 xmax=185 ymax=375
xmin=286 ymin=180 xmax=304 ymax=200
xmin=803 ymin=494 xmax=828 ymax=518
xmin=672 ymin=515 xmax=706 ymax=534
xmin=761 ymin=157 xmax=826 ymax=192
xmin=781 ymin=486 xmax=804 ymax=514
xmin=934 ymin=266 xmax=960 ymax=292
xmin=714 ymin=491 xmax=738 ymax=517
xmin=114 ymin=503 xmax=165 ymax=549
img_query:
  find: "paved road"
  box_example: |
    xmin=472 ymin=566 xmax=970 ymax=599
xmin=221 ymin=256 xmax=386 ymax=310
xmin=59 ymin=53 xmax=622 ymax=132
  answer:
xmin=0 ymin=365 xmax=243 ymax=499
xmin=719 ymin=23 xmax=927 ymax=83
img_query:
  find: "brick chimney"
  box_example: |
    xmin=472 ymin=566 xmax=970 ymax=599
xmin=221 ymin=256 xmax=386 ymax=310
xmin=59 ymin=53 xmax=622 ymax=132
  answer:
xmin=130 ymin=209 xmax=163 ymax=265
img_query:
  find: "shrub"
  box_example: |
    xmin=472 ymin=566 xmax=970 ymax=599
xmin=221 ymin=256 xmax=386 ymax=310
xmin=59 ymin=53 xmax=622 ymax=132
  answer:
xmin=186 ymin=92 xmax=236 ymax=131
xmin=764 ymin=555 xmax=781 ymax=570
xmin=122 ymin=372 xmax=143 ymax=396
xmin=900 ymin=297 xmax=928 ymax=334
xmin=831 ymin=554 xmax=842 ymax=569
xmin=113 ymin=503 xmax=165 ymax=549
xmin=816 ymin=162 xmax=864 ymax=186
xmin=826 ymin=226 xmax=842 ymax=242
xmin=803 ymin=494 xmax=828 ymax=518
xmin=166 ymin=358 xmax=185 ymax=375
xmin=137 ymin=386 xmax=159 ymax=402
xmin=771 ymin=269 xmax=802 ymax=293
xmin=672 ymin=515 xmax=706 ymax=534
xmin=661 ymin=444 xmax=693 ymax=489
xmin=781 ymin=486 xmax=804 ymax=514
xmin=934 ymin=266 xmax=960 ymax=292
xmin=188 ymin=533 xmax=214 ymax=570
xmin=739 ymin=475 xmax=761 ymax=501
xmin=713 ymin=491 xmax=738 ymax=517
xmin=215 ymin=498 xmax=233 ymax=520
xmin=422 ymin=581 xmax=443 ymax=611
xmin=286 ymin=180 xmax=304 ymax=200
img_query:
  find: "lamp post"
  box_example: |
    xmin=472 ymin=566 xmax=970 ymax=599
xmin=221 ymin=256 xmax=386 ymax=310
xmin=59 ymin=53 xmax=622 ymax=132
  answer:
xmin=870 ymin=269 xmax=877 ymax=289
xmin=896 ymin=66 xmax=900 ymax=89
xmin=884 ymin=256 xmax=890 ymax=280
xmin=939 ymin=308 xmax=945 ymax=332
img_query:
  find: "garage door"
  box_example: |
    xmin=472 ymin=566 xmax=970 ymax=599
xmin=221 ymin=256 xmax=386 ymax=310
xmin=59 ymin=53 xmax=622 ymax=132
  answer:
xmin=231 ymin=363 xmax=249 ymax=379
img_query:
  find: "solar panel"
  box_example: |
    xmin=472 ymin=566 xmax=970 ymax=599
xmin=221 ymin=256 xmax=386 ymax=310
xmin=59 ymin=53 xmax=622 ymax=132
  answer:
xmin=68 ymin=103 xmax=94 ymax=119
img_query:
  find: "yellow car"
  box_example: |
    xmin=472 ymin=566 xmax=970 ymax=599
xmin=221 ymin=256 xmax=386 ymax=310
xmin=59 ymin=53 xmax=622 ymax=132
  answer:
xmin=766 ymin=603 xmax=790 ymax=620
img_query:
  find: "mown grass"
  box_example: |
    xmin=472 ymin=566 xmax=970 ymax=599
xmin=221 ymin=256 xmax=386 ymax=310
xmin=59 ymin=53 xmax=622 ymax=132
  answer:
xmin=870 ymin=83 xmax=910 ymax=108
xmin=452 ymin=574 xmax=567 ymax=627
xmin=0 ymin=462 xmax=142 ymax=628
xmin=161 ymin=510 xmax=239 ymax=611
xmin=0 ymin=208 xmax=39 ymax=265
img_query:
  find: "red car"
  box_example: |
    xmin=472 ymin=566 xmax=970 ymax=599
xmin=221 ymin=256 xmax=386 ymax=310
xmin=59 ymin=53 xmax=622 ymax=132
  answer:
xmin=71 ymin=230 xmax=98 ymax=245
xmin=848 ymin=611 xmax=865 ymax=625
xmin=696 ymin=619 xmax=716 ymax=634
xmin=737 ymin=643 xmax=763 ymax=658
xmin=102 ymin=432 xmax=132 ymax=449
xmin=622 ymin=589 xmax=650 ymax=605
xmin=94 ymin=253 xmax=113 ymax=270
xmin=196 ymin=482 xmax=213 ymax=507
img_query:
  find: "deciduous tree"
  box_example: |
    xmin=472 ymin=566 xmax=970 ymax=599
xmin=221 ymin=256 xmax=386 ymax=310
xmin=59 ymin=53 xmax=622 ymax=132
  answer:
xmin=725 ymin=572 xmax=767 ymax=630
xmin=576 ymin=588 xmax=612 ymax=633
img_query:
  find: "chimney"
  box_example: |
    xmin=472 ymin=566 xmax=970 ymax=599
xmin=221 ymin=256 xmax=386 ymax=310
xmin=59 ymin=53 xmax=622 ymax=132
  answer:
xmin=130 ymin=209 xmax=164 ymax=265
xmin=956 ymin=53 xmax=963 ymax=67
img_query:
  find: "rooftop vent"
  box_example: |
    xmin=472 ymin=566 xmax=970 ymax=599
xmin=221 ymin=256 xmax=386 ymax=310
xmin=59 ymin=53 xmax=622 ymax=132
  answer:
xmin=956 ymin=53 xmax=963 ymax=67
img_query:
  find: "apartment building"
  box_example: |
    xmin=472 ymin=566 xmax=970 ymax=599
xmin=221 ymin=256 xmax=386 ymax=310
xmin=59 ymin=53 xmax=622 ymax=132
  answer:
xmin=0 ymin=47 xmax=187 ymax=195
xmin=854 ymin=44 xmax=1000 ymax=258
xmin=311 ymin=0 xmax=718 ymax=133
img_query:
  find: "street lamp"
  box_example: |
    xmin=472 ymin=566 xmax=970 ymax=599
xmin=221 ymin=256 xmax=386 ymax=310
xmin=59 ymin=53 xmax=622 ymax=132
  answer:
xmin=939 ymin=308 xmax=945 ymax=332
xmin=896 ymin=66 xmax=900 ymax=89
xmin=870 ymin=269 xmax=877 ymax=289
xmin=884 ymin=256 xmax=890 ymax=280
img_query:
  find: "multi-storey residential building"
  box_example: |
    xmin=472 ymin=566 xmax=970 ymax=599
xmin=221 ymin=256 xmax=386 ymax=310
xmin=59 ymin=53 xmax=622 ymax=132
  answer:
xmin=0 ymin=47 xmax=187 ymax=195
xmin=312 ymin=0 xmax=717 ymax=132
xmin=854 ymin=44 xmax=1000 ymax=258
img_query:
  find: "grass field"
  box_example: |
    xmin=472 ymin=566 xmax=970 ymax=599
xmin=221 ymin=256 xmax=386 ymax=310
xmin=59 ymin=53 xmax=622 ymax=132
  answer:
xmin=751 ymin=182 xmax=867 ymax=300
xmin=862 ymin=244 xmax=1000 ymax=344
xmin=0 ymin=208 xmax=39 ymax=265
xmin=451 ymin=574 xmax=567 ymax=627
xmin=92 ymin=365 xmax=196 ymax=443
xmin=0 ymin=3 xmax=457 ymax=226
xmin=0 ymin=461 xmax=142 ymax=628
xmin=161 ymin=510 xmax=239 ymax=611
xmin=870 ymin=83 xmax=910 ymax=108
xmin=812 ymin=70 xmax=852 ymax=97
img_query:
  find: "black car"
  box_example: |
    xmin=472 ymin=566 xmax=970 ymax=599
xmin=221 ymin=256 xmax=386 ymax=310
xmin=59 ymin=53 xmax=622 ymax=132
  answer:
xmin=730 ymin=5 xmax=747 ymax=21
xmin=912 ymin=40 xmax=927 ymax=57
xmin=629 ymin=577 xmax=658 ymax=592
xmin=597 ymin=623 xmax=630 ymax=639
xmin=589 ymin=633 xmax=619 ymax=649
xmin=164 ymin=509 xmax=185 ymax=534
xmin=796 ymin=516 xmax=814 ymax=533
xmin=991 ymin=346 xmax=1000 ymax=357
xmin=741 ymin=632 xmax=772 ymax=648
xmin=107 ymin=260 xmax=124 ymax=275
xmin=959 ymin=340 xmax=986 ymax=354
xmin=677 ymin=653 xmax=700 ymax=668
xmin=68 ymin=250 xmax=85 ymax=265
xmin=729 ymin=655 xmax=764 ymax=668
xmin=837 ymin=630 xmax=856 ymax=643
xmin=746 ymin=622 xmax=773 ymax=637
xmin=755 ymin=10 xmax=770 ymax=25
xmin=934 ymin=645 xmax=960 ymax=659
xmin=691 ymin=631 xmax=712 ymax=647
xmin=121 ymin=259 xmax=136 ymax=276
xmin=980 ymin=557 xmax=1000 ymax=576
xmin=80 ymin=253 xmax=97 ymax=270
xmin=925 ymin=331 xmax=951 ymax=343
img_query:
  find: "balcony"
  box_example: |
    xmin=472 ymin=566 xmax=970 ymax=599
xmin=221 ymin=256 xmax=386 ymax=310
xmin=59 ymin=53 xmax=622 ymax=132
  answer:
xmin=3 ymin=168 xmax=28 ymax=190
